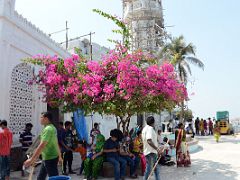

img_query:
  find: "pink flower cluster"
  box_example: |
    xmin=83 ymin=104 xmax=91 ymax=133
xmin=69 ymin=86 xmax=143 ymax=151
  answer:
xmin=28 ymin=46 xmax=187 ymax=113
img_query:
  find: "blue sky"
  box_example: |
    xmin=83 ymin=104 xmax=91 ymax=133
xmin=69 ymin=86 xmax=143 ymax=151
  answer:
xmin=15 ymin=0 xmax=240 ymax=119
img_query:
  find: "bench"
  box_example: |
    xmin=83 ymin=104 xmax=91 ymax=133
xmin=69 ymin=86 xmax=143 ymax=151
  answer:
xmin=101 ymin=161 xmax=143 ymax=177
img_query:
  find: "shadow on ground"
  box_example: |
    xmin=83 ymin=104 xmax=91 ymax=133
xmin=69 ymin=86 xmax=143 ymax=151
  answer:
xmin=161 ymin=158 xmax=238 ymax=180
xmin=10 ymin=158 xmax=238 ymax=180
xmin=196 ymin=135 xmax=240 ymax=145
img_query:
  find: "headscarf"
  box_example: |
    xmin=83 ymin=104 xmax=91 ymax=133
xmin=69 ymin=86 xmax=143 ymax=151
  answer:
xmin=95 ymin=134 xmax=105 ymax=152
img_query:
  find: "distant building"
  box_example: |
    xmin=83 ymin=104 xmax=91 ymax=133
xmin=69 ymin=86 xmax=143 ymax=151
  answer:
xmin=65 ymin=38 xmax=109 ymax=60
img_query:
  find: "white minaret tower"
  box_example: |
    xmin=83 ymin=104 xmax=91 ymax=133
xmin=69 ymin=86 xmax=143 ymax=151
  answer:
xmin=123 ymin=0 xmax=165 ymax=127
xmin=123 ymin=0 xmax=165 ymax=52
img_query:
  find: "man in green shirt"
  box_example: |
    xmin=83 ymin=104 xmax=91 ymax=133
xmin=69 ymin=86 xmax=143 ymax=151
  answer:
xmin=24 ymin=112 xmax=62 ymax=180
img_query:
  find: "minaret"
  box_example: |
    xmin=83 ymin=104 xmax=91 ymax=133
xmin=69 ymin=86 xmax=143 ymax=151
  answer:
xmin=123 ymin=0 xmax=164 ymax=52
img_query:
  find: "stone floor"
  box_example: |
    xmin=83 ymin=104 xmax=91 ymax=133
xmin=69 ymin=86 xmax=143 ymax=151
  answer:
xmin=10 ymin=135 xmax=240 ymax=180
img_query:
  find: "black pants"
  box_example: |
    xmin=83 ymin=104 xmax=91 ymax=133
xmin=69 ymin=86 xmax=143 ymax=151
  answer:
xmin=37 ymin=157 xmax=58 ymax=180
xmin=63 ymin=151 xmax=73 ymax=173
xmin=209 ymin=128 xmax=213 ymax=135
xmin=196 ymin=128 xmax=199 ymax=135
xmin=21 ymin=150 xmax=28 ymax=176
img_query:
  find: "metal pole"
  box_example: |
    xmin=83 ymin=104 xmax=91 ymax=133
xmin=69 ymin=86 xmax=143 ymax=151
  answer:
xmin=90 ymin=32 xmax=93 ymax=60
xmin=66 ymin=21 xmax=68 ymax=50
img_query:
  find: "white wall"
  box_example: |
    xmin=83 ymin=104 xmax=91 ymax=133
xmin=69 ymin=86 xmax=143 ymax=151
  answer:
xmin=0 ymin=0 xmax=70 ymax=145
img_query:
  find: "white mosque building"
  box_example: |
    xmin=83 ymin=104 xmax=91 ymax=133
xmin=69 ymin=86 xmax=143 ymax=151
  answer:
xmin=0 ymin=0 xmax=70 ymax=142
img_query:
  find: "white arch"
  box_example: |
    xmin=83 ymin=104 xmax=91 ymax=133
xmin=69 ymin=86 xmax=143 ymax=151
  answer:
xmin=9 ymin=63 xmax=33 ymax=135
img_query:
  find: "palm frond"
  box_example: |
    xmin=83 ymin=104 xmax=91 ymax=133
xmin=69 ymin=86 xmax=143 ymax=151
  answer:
xmin=178 ymin=64 xmax=188 ymax=84
xmin=182 ymin=43 xmax=196 ymax=56
xmin=186 ymin=57 xmax=204 ymax=70
xmin=181 ymin=61 xmax=192 ymax=75
xmin=158 ymin=35 xmax=204 ymax=85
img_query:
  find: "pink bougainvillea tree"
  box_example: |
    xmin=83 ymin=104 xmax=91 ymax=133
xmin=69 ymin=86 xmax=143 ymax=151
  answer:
xmin=24 ymin=45 xmax=187 ymax=133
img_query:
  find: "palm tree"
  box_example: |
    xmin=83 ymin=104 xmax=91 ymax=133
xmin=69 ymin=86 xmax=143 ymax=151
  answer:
xmin=159 ymin=35 xmax=204 ymax=121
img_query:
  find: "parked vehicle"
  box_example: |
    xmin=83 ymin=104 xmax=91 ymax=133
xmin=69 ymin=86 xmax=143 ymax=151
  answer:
xmin=216 ymin=111 xmax=234 ymax=134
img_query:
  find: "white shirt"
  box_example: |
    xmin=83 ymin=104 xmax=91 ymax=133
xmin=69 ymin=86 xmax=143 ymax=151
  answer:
xmin=142 ymin=125 xmax=158 ymax=156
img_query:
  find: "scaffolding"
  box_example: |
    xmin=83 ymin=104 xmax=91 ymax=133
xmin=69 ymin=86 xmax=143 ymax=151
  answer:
xmin=123 ymin=0 xmax=167 ymax=53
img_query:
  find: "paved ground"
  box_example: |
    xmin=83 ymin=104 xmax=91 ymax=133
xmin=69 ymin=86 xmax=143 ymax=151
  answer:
xmin=10 ymin=135 xmax=240 ymax=180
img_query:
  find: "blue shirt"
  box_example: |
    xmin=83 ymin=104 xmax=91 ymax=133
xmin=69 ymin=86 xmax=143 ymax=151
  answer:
xmin=104 ymin=138 xmax=119 ymax=158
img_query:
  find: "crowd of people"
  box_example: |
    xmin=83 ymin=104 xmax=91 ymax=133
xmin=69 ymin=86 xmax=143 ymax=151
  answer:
xmin=194 ymin=117 xmax=214 ymax=136
xmin=194 ymin=117 xmax=222 ymax=142
xmin=0 ymin=112 xmax=197 ymax=180
xmin=54 ymin=115 xmax=191 ymax=180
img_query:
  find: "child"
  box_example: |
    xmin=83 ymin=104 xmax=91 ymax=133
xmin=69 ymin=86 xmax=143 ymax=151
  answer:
xmin=214 ymin=124 xmax=221 ymax=143
xmin=75 ymin=140 xmax=87 ymax=175
xmin=132 ymin=130 xmax=145 ymax=176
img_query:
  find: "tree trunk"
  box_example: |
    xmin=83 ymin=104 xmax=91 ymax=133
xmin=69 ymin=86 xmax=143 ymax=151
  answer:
xmin=122 ymin=121 xmax=126 ymax=135
xmin=180 ymin=101 xmax=184 ymax=123
xmin=126 ymin=116 xmax=131 ymax=133
xmin=116 ymin=116 xmax=132 ymax=134
xmin=116 ymin=116 xmax=121 ymax=129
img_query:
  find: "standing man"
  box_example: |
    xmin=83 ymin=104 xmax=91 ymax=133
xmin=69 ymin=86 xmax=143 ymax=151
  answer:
xmin=19 ymin=123 xmax=34 ymax=176
xmin=142 ymin=116 xmax=162 ymax=180
xmin=90 ymin=123 xmax=101 ymax=145
xmin=62 ymin=121 xmax=75 ymax=175
xmin=208 ymin=118 xmax=213 ymax=135
xmin=58 ymin=121 xmax=72 ymax=175
xmin=57 ymin=122 xmax=65 ymax=153
xmin=195 ymin=117 xmax=200 ymax=135
xmin=24 ymin=112 xmax=62 ymax=180
xmin=0 ymin=120 xmax=13 ymax=180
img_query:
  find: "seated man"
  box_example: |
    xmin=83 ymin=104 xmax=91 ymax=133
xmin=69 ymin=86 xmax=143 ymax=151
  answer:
xmin=104 ymin=129 xmax=127 ymax=180
xmin=120 ymin=136 xmax=139 ymax=178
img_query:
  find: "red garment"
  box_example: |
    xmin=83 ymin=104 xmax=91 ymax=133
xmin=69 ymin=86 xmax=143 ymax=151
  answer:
xmin=75 ymin=146 xmax=87 ymax=161
xmin=140 ymin=154 xmax=146 ymax=175
xmin=0 ymin=128 xmax=13 ymax=156
xmin=209 ymin=121 xmax=213 ymax=128
xmin=204 ymin=120 xmax=208 ymax=130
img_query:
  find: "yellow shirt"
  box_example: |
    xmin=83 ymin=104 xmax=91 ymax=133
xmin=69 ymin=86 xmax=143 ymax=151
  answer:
xmin=133 ymin=137 xmax=143 ymax=153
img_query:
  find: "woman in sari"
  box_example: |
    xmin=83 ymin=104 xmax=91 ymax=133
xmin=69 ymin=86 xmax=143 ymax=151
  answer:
xmin=199 ymin=119 xmax=204 ymax=136
xmin=84 ymin=134 xmax=105 ymax=180
xmin=175 ymin=123 xmax=191 ymax=167
xmin=213 ymin=124 xmax=221 ymax=143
